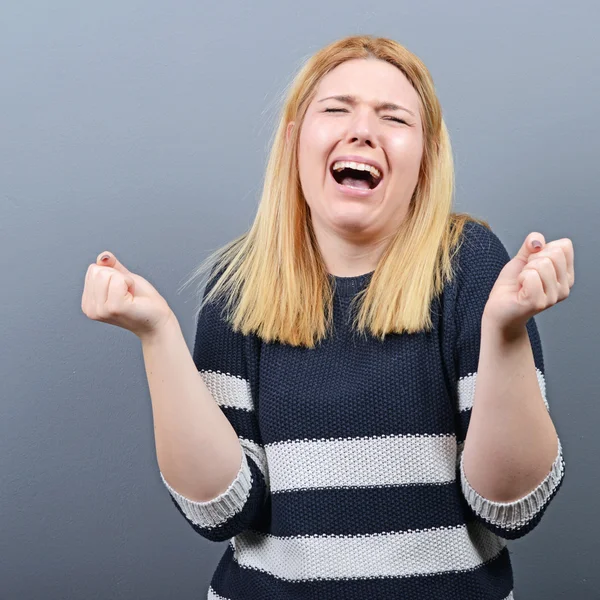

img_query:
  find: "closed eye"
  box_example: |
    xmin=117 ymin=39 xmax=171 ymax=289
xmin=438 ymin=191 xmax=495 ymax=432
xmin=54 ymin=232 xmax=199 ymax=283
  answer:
xmin=324 ymin=107 xmax=407 ymax=125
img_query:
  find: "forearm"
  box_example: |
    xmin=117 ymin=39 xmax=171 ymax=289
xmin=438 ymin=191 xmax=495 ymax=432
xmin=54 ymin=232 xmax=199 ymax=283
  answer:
xmin=141 ymin=313 xmax=243 ymax=502
xmin=461 ymin=315 xmax=559 ymax=503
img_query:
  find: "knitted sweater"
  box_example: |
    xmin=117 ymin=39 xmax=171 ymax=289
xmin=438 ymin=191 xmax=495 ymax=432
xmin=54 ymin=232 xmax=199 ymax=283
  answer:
xmin=160 ymin=221 xmax=565 ymax=600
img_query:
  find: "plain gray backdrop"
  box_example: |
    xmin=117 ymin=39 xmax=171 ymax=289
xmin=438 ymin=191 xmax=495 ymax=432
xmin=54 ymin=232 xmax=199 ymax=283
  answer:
xmin=1 ymin=1 xmax=598 ymax=598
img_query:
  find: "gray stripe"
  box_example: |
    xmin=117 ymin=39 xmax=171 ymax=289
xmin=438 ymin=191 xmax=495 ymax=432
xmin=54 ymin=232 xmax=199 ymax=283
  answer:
xmin=228 ymin=520 xmax=506 ymax=580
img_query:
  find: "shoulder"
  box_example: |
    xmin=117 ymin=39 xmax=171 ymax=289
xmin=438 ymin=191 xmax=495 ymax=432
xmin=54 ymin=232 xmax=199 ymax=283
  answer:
xmin=454 ymin=220 xmax=511 ymax=285
xmin=457 ymin=220 xmax=509 ymax=262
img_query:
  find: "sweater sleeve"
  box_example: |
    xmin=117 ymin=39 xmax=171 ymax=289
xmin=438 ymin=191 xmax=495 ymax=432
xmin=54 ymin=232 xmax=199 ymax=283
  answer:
xmin=159 ymin=267 xmax=269 ymax=543
xmin=451 ymin=222 xmax=566 ymax=540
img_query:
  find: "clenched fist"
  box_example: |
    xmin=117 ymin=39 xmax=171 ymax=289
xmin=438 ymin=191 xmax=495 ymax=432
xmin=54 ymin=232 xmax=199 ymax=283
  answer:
xmin=81 ymin=251 xmax=174 ymax=339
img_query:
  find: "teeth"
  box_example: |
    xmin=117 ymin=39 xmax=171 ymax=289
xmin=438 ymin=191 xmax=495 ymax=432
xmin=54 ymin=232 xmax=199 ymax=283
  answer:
xmin=332 ymin=160 xmax=382 ymax=180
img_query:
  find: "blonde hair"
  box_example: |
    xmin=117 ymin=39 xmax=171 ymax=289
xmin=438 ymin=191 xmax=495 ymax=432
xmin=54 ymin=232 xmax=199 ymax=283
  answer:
xmin=178 ymin=34 xmax=490 ymax=348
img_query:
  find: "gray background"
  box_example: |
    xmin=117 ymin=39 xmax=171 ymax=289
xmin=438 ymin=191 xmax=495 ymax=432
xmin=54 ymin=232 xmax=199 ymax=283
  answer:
xmin=1 ymin=1 xmax=598 ymax=598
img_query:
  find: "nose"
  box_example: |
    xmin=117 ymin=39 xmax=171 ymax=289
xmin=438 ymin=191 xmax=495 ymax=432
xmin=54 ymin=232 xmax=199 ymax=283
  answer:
xmin=345 ymin=109 xmax=377 ymax=148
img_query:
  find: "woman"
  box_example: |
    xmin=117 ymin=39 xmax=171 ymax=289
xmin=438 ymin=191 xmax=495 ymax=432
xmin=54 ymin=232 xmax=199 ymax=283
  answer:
xmin=83 ymin=34 xmax=573 ymax=599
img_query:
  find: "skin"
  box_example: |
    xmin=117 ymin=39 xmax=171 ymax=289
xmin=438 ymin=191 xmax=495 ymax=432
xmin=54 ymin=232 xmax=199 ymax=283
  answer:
xmin=287 ymin=57 xmax=424 ymax=277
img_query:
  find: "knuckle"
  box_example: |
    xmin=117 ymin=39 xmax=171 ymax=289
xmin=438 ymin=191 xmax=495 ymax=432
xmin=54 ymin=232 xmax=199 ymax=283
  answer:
xmin=94 ymin=264 xmax=112 ymax=278
xmin=103 ymin=303 xmax=117 ymax=317
xmin=85 ymin=307 xmax=97 ymax=320
xmin=96 ymin=308 xmax=108 ymax=321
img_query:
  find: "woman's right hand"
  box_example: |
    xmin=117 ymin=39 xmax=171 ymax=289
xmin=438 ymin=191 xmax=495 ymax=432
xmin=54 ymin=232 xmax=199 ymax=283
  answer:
xmin=81 ymin=251 xmax=175 ymax=339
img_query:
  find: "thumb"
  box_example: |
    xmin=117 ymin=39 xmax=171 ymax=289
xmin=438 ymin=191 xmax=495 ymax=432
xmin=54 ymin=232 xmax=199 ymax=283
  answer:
xmin=97 ymin=251 xmax=131 ymax=275
xmin=515 ymin=232 xmax=546 ymax=263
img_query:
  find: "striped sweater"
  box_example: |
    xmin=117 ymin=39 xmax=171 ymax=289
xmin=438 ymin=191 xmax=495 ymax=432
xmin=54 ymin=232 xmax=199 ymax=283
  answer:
xmin=160 ymin=221 xmax=565 ymax=599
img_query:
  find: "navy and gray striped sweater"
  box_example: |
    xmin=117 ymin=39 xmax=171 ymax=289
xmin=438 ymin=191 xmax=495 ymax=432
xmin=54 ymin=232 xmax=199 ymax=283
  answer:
xmin=160 ymin=221 xmax=565 ymax=599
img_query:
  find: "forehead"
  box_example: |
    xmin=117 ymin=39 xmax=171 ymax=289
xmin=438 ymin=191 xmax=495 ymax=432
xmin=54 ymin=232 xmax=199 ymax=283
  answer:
xmin=313 ymin=58 xmax=421 ymax=115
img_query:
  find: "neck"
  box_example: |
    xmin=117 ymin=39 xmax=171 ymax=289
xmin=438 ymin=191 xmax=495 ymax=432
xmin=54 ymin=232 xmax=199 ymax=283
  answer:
xmin=314 ymin=225 xmax=395 ymax=277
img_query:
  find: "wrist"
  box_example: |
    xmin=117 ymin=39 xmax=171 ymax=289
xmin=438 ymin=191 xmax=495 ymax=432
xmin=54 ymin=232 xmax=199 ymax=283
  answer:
xmin=481 ymin=312 xmax=529 ymax=345
xmin=139 ymin=311 xmax=180 ymax=345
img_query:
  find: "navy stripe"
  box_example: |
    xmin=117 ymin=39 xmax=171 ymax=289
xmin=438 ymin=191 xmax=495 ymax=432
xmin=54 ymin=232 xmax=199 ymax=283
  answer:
xmin=259 ymin=338 xmax=456 ymax=444
xmin=456 ymin=409 xmax=471 ymax=444
xmin=250 ymin=480 xmax=474 ymax=537
xmin=221 ymin=406 xmax=262 ymax=446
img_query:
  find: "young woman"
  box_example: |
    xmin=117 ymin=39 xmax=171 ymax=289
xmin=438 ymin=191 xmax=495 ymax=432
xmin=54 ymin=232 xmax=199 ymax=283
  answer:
xmin=83 ymin=34 xmax=573 ymax=600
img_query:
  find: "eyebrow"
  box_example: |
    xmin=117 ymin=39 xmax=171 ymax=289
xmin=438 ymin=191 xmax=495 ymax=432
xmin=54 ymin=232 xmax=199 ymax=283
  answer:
xmin=317 ymin=94 xmax=416 ymax=117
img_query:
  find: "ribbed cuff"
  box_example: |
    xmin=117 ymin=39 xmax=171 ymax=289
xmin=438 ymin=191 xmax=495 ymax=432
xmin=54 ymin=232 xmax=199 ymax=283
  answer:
xmin=459 ymin=438 xmax=565 ymax=531
xmin=160 ymin=450 xmax=253 ymax=528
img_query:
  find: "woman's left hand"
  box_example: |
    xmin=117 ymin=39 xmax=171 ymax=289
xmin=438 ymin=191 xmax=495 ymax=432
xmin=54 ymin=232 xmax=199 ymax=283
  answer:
xmin=483 ymin=232 xmax=575 ymax=336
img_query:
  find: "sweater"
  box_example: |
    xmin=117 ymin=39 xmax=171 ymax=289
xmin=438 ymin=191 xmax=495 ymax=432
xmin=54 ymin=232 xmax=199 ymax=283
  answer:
xmin=159 ymin=221 xmax=565 ymax=600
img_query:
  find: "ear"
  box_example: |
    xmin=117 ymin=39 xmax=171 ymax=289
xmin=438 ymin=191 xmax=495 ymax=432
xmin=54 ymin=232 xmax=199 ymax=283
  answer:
xmin=286 ymin=121 xmax=295 ymax=144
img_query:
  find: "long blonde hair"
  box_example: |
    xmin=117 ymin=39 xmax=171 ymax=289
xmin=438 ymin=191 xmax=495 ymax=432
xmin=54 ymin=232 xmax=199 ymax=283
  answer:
xmin=178 ymin=34 xmax=489 ymax=348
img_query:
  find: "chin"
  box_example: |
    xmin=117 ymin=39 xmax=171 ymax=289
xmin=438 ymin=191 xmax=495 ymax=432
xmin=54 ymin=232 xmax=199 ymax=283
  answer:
xmin=330 ymin=215 xmax=373 ymax=236
xmin=328 ymin=204 xmax=374 ymax=230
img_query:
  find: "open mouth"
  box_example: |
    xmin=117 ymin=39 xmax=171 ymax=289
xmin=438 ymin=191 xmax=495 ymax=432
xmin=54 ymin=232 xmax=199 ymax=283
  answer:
xmin=330 ymin=162 xmax=383 ymax=190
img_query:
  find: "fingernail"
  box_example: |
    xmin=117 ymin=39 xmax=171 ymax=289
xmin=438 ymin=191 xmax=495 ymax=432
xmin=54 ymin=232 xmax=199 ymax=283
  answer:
xmin=532 ymin=240 xmax=542 ymax=249
xmin=101 ymin=254 xmax=110 ymax=261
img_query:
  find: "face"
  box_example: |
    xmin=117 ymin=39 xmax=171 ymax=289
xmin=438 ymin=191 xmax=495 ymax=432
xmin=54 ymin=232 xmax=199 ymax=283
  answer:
xmin=289 ymin=58 xmax=424 ymax=244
